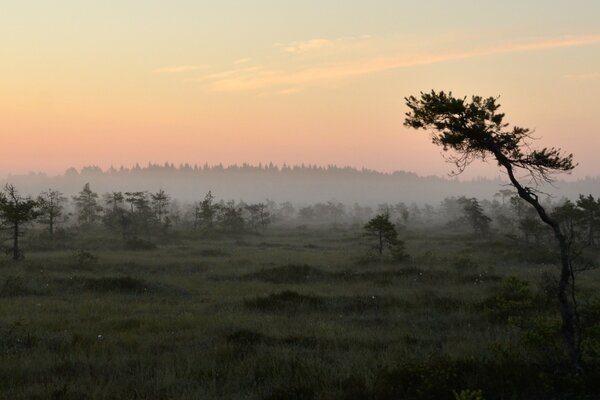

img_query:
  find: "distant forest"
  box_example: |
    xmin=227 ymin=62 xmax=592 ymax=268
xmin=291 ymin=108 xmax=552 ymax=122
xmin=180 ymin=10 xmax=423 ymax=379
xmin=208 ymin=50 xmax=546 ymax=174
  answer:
xmin=3 ymin=163 xmax=600 ymax=204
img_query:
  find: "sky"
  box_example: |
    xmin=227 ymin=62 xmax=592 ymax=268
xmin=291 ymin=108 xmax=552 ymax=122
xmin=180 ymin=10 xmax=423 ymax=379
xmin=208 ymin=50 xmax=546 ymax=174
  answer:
xmin=1 ymin=1 xmax=599 ymax=179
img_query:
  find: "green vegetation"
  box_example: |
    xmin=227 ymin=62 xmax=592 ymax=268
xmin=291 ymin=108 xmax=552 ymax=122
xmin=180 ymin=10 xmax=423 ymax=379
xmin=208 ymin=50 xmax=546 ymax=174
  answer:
xmin=2 ymin=224 xmax=600 ymax=399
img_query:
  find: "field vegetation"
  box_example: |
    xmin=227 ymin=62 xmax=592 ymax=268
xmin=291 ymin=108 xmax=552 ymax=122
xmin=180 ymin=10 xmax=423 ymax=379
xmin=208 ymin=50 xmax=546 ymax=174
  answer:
xmin=2 ymin=184 xmax=600 ymax=399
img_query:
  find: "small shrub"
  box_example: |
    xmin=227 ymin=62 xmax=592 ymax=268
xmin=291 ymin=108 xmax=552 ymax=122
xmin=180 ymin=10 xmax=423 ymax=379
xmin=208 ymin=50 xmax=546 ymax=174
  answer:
xmin=72 ymin=250 xmax=98 ymax=269
xmin=481 ymin=276 xmax=537 ymax=323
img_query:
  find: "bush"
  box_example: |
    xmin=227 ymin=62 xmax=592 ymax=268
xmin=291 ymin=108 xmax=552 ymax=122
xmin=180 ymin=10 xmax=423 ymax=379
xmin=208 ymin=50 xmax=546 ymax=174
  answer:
xmin=72 ymin=250 xmax=98 ymax=269
xmin=481 ymin=276 xmax=537 ymax=323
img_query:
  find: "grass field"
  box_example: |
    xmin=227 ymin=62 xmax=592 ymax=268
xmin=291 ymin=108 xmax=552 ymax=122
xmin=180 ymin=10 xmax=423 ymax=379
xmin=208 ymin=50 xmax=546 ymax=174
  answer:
xmin=2 ymin=226 xmax=600 ymax=399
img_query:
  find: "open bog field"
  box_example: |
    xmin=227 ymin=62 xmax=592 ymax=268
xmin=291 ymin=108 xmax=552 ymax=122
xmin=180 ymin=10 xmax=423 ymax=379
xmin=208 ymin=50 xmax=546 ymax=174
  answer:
xmin=2 ymin=227 xmax=600 ymax=400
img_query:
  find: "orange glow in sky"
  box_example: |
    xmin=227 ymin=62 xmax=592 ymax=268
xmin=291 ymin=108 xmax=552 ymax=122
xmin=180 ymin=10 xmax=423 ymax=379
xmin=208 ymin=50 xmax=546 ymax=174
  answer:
xmin=1 ymin=2 xmax=599 ymax=179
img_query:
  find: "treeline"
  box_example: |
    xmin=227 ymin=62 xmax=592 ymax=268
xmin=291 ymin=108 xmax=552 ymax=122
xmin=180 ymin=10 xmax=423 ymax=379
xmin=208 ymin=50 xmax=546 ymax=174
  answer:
xmin=8 ymin=163 xmax=600 ymax=206
xmin=1 ymin=182 xmax=600 ymax=260
xmin=27 ymin=163 xmax=424 ymax=178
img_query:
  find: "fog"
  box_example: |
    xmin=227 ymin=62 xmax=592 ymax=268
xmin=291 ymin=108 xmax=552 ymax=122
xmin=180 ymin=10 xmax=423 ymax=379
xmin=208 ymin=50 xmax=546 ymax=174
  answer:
xmin=3 ymin=163 xmax=600 ymax=206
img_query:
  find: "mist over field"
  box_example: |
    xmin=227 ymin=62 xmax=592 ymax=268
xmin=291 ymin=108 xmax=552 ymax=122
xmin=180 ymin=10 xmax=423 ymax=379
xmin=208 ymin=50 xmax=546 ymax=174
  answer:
xmin=4 ymin=163 xmax=600 ymax=205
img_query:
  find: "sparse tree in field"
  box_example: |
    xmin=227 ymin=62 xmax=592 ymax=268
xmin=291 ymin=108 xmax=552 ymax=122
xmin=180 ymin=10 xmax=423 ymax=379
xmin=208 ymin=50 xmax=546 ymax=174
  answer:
xmin=37 ymin=189 xmax=67 ymax=238
xmin=352 ymin=203 xmax=373 ymax=224
xmin=405 ymin=90 xmax=581 ymax=371
xmin=197 ymin=191 xmax=216 ymax=230
xmin=363 ymin=213 xmax=407 ymax=260
xmin=215 ymin=200 xmax=244 ymax=232
xmin=0 ymin=184 xmax=39 ymax=260
xmin=102 ymin=192 xmax=128 ymax=237
xmin=245 ymin=203 xmax=271 ymax=231
xmin=151 ymin=189 xmax=170 ymax=226
xmin=459 ymin=197 xmax=492 ymax=236
xmin=396 ymin=202 xmax=410 ymax=225
xmin=552 ymin=200 xmax=583 ymax=243
xmin=73 ymin=183 xmax=101 ymax=227
xmin=278 ymin=201 xmax=296 ymax=222
xmin=495 ymin=188 xmax=515 ymax=205
xmin=327 ymin=201 xmax=345 ymax=227
xmin=518 ymin=211 xmax=547 ymax=244
xmin=298 ymin=206 xmax=316 ymax=223
xmin=124 ymin=191 xmax=153 ymax=238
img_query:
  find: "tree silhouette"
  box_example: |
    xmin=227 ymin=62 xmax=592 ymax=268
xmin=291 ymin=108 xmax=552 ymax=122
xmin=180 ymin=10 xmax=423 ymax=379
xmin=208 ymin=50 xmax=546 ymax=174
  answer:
xmin=0 ymin=184 xmax=38 ymax=260
xmin=37 ymin=189 xmax=67 ymax=239
xmin=459 ymin=197 xmax=492 ymax=236
xmin=364 ymin=213 xmax=403 ymax=257
xmin=405 ymin=90 xmax=582 ymax=372
xmin=73 ymin=183 xmax=101 ymax=227
xmin=151 ymin=189 xmax=170 ymax=226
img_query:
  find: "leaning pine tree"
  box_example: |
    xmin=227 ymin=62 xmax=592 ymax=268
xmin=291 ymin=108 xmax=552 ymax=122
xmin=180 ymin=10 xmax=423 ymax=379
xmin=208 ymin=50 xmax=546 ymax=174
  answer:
xmin=404 ymin=91 xmax=582 ymax=372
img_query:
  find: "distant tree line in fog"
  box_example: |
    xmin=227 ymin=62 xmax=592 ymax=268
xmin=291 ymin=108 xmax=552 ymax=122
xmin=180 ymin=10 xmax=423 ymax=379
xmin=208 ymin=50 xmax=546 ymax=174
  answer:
xmin=5 ymin=163 xmax=600 ymax=206
xmin=1 ymin=182 xmax=600 ymax=261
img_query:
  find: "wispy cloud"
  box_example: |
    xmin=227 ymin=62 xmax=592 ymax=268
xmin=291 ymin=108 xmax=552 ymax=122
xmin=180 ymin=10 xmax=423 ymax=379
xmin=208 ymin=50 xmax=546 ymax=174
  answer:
xmin=154 ymin=64 xmax=209 ymax=73
xmin=190 ymin=34 xmax=600 ymax=93
xmin=234 ymin=58 xmax=252 ymax=65
xmin=564 ymin=72 xmax=600 ymax=80
xmin=283 ymin=38 xmax=334 ymax=53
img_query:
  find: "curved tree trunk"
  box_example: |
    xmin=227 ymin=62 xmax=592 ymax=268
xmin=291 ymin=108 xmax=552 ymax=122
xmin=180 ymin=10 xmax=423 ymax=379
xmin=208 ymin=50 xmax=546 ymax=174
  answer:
xmin=495 ymin=151 xmax=583 ymax=373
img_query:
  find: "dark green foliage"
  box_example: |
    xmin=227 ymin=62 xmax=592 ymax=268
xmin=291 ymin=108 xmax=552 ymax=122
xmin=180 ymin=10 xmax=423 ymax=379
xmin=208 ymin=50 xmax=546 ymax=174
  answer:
xmin=0 ymin=184 xmax=39 ymax=260
xmin=72 ymin=249 xmax=99 ymax=269
xmin=195 ymin=190 xmax=216 ymax=230
xmin=481 ymin=276 xmax=538 ymax=323
xmin=37 ymin=189 xmax=67 ymax=238
xmin=364 ymin=213 xmax=408 ymax=260
xmin=405 ymin=90 xmax=583 ymax=372
xmin=245 ymin=202 xmax=272 ymax=231
xmin=404 ymin=91 xmax=574 ymax=177
xmin=72 ymin=183 xmax=101 ymax=227
xmin=459 ymin=197 xmax=492 ymax=236
xmin=2 ymin=208 xmax=600 ymax=398
xmin=215 ymin=200 xmax=245 ymax=231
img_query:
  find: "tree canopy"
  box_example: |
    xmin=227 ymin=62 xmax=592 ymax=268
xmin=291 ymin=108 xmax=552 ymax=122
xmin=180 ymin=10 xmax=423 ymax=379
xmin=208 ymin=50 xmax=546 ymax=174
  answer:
xmin=404 ymin=91 xmax=575 ymax=183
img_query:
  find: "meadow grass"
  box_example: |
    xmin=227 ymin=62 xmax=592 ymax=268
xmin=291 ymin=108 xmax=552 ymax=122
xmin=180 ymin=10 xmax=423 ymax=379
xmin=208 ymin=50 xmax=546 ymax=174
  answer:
xmin=1 ymin=226 xmax=600 ymax=399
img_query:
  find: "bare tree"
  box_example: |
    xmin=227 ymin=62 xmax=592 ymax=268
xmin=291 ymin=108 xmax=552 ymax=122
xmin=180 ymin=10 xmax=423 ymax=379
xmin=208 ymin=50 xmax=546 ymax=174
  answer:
xmin=404 ymin=90 xmax=582 ymax=372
